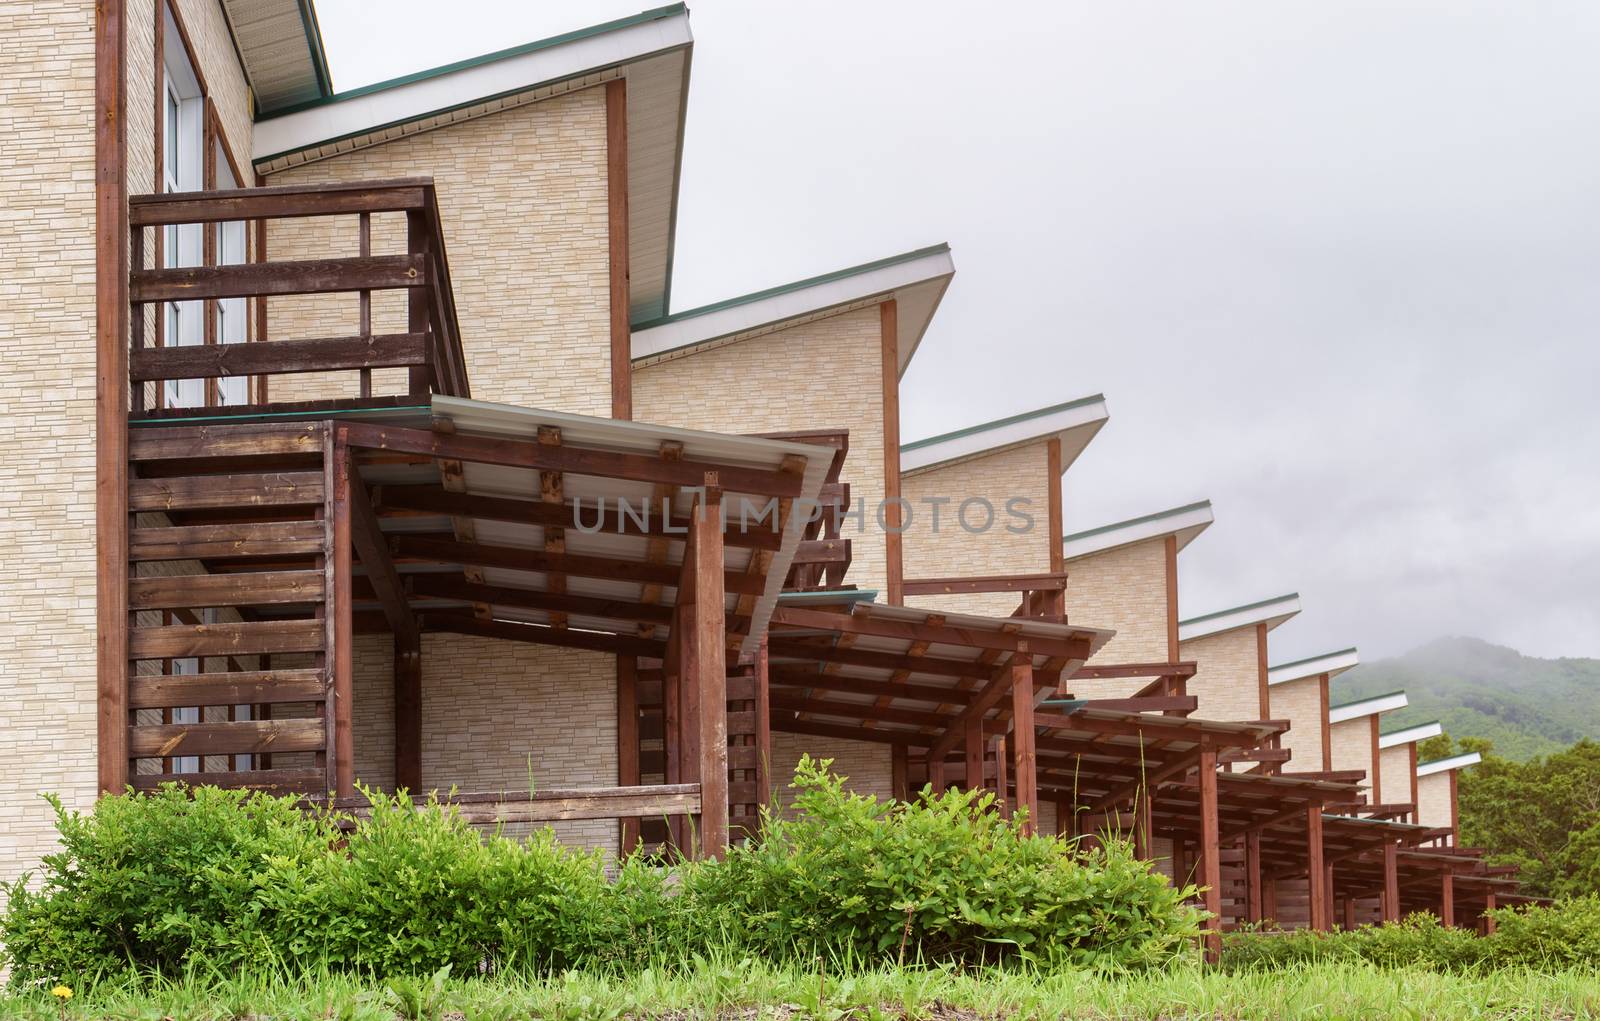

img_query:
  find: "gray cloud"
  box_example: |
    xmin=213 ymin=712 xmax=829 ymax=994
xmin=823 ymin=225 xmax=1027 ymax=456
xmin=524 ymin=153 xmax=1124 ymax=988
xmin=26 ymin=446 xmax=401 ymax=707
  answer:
xmin=316 ymin=0 xmax=1600 ymax=659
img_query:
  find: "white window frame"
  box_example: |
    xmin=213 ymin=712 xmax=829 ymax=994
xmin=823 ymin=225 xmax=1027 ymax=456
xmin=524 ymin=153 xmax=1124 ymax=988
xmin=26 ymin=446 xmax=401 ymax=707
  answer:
xmin=161 ymin=8 xmax=206 ymax=409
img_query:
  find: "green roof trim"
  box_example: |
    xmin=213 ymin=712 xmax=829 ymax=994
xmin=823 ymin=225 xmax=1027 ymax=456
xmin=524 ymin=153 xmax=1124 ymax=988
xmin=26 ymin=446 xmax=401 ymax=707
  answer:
xmin=258 ymin=4 xmax=686 ymax=121
xmin=1270 ymin=647 xmax=1360 ymax=673
xmin=128 ymin=405 xmax=430 ymax=427
xmin=631 ymin=243 xmax=952 ymax=333
xmin=1061 ymin=500 xmax=1212 ymax=545
xmin=776 ymin=589 xmax=880 ymax=604
xmin=1178 ymin=593 xmax=1300 ymax=628
xmin=297 ymin=0 xmax=334 ymax=100
xmin=901 ymin=393 xmax=1107 ymax=454
xmin=1329 ymin=689 xmax=1406 ymax=712
xmin=1381 ymin=719 xmax=1442 ymax=737
xmin=1417 ymin=753 xmax=1478 ymax=769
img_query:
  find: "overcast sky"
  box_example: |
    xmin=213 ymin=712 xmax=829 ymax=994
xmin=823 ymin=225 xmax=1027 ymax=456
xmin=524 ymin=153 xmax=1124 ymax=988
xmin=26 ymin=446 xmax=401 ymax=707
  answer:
xmin=315 ymin=1 xmax=1600 ymax=662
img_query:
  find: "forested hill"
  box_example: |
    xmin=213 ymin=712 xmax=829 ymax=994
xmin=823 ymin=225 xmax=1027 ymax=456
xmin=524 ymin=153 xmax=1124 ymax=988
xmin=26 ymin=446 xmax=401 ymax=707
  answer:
xmin=1332 ymin=637 xmax=1600 ymax=761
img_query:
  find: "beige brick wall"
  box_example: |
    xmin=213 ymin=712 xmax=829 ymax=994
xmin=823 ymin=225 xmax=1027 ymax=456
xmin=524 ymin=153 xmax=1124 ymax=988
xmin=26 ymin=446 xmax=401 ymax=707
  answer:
xmin=0 ymin=1 xmax=99 ymax=883
xmin=1179 ymin=628 xmax=1264 ymax=724
xmin=1416 ymin=771 xmax=1454 ymax=833
xmin=1269 ymin=676 xmax=1325 ymax=773
xmin=262 ymin=88 xmax=612 ymax=414
xmin=351 ymin=633 xmax=618 ymax=853
xmin=1378 ymin=744 xmax=1412 ymax=807
xmin=901 ymin=442 xmax=1054 ymax=619
xmin=1328 ymin=718 xmax=1376 ymax=789
xmin=635 ymin=306 xmax=889 ymax=594
xmin=1062 ymin=539 xmax=1170 ymax=699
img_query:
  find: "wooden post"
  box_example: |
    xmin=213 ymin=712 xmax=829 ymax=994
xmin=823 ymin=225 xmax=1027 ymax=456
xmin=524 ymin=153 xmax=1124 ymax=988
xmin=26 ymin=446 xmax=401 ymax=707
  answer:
xmin=617 ymin=655 xmax=641 ymax=853
xmin=1318 ymin=672 xmax=1333 ymax=771
xmin=1382 ymin=840 xmax=1400 ymax=922
xmin=330 ymin=431 xmax=354 ymax=798
xmin=393 ymin=631 xmax=422 ymax=793
xmin=890 ymin=743 xmax=909 ymax=802
xmin=1342 ymin=896 xmax=1356 ymax=931
xmin=1483 ymin=891 xmax=1497 ymax=935
xmin=662 ymin=625 xmax=682 ymax=852
xmin=994 ymin=736 xmax=1010 ymax=818
xmin=880 ymin=299 xmax=903 ymax=605
xmin=1255 ymin=621 xmax=1270 ymax=720
xmin=964 ymin=716 xmax=984 ymax=791
xmin=927 ymin=754 xmax=945 ymax=792
xmin=1440 ymin=871 xmax=1455 ymax=927
xmin=1010 ymin=646 xmax=1037 ymax=833
xmin=689 ymin=483 xmax=728 ymax=858
xmin=1134 ymin=787 xmax=1154 ymax=859
xmin=1263 ymin=877 xmax=1278 ymax=923
xmin=1370 ymin=715 xmax=1383 ymax=802
xmin=755 ymin=639 xmax=771 ymax=809
xmin=405 ymin=211 xmax=432 ymax=396
xmin=1173 ymin=837 xmax=1189 ymax=886
xmin=1198 ymin=747 xmax=1222 ymax=962
xmin=605 ymin=78 xmax=631 ymax=420
xmin=1245 ymin=831 xmax=1263 ymax=923
xmin=1306 ymin=804 xmax=1329 ymax=931
xmin=1045 ymin=438 xmax=1065 ymax=617
xmin=1325 ymin=865 xmax=1336 ymax=929
xmin=96 ymin=0 xmax=130 ymax=795
xmin=1164 ymin=535 xmax=1179 ymax=661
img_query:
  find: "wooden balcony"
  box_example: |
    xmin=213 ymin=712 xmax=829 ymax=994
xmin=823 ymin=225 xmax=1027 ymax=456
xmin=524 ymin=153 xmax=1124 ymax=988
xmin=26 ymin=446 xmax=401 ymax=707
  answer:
xmin=127 ymin=178 xmax=469 ymax=418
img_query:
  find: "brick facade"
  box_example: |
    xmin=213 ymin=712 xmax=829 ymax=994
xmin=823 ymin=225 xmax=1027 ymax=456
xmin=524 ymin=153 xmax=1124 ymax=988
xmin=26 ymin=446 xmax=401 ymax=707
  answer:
xmin=1179 ymin=628 xmax=1265 ymax=725
xmin=1328 ymin=717 xmax=1376 ymax=789
xmin=1062 ymin=539 xmax=1171 ymax=699
xmin=1269 ymin=675 xmax=1325 ymax=773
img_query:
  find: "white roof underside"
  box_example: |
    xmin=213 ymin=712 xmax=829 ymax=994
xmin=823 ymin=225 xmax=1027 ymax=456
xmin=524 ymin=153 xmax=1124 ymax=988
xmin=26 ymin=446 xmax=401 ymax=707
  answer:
xmin=251 ymin=8 xmax=691 ymax=321
xmin=1328 ymin=691 xmax=1408 ymax=725
xmin=900 ymin=397 xmax=1109 ymax=476
xmin=630 ymin=247 xmax=955 ymax=373
xmin=360 ymin=396 xmax=829 ymax=661
xmin=1417 ymin=752 xmax=1481 ymax=777
xmin=1061 ymin=501 xmax=1213 ymax=561
xmin=220 ymin=0 xmax=328 ymax=113
xmin=1178 ymin=594 xmax=1301 ymax=643
xmin=1379 ymin=721 xmax=1443 ymax=749
xmin=1268 ymin=647 xmax=1361 ymax=686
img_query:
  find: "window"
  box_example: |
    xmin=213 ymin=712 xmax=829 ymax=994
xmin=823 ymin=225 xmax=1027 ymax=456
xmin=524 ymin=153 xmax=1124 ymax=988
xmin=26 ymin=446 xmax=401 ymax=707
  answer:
xmin=161 ymin=7 xmax=205 ymax=408
xmin=214 ymin=155 xmax=249 ymax=406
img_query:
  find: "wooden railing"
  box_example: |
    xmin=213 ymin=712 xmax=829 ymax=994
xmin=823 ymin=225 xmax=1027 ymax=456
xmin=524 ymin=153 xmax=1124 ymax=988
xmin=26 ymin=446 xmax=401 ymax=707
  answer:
xmin=127 ymin=178 xmax=469 ymax=413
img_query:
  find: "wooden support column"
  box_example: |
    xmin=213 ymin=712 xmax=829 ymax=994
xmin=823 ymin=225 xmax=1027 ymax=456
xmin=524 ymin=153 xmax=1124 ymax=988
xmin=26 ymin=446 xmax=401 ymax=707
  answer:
xmin=1045 ymin=438 xmax=1065 ymax=617
xmin=1483 ymin=891 xmax=1497 ymax=935
xmin=755 ymin=639 xmax=771 ymax=809
xmin=688 ymin=483 xmax=728 ymax=858
xmin=1306 ymin=803 xmax=1329 ymax=931
xmin=1263 ymin=876 xmax=1278 ymax=923
xmin=993 ymin=736 xmax=1010 ymax=818
xmin=1381 ymin=840 xmax=1400 ymax=922
xmin=393 ymin=632 xmax=421 ymax=792
xmin=1255 ymin=622 xmax=1270 ymax=720
xmin=1134 ymin=786 xmax=1154 ymax=859
xmin=1370 ymin=715 xmax=1383 ymax=802
xmin=1318 ymin=672 xmax=1333 ymax=771
xmin=1164 ymin=535 xmax=1179 ymax=660
xmin=96 ymin=0 xmax=130 ymax=795
xmin=1198 ymin=747 xmax=1222 ymax=963
xmin=1172 ymin=838 xmax=1188 ymax=886
xmin=880 ymin=299 xmax=903 ymax=605
xmin=1325 ymin=865 xmax=1336 ymax=928
xmin=890 ymin=743 xmax=909 ymax=802
xmin=330 ymin=433 xmax=354 ymax=798
xmin=964 ymin=715 xmax=984 ymax=790
xmin=1245 ymin=831 xmax=1263 ymax=923
xmin=1010 ymin=646 xmax=1037 ymax=833
xmin=617 ymin=655 xmax=641 ymax=853
xmin=1342 ymin=896 xmax=1356 ymax=931
xmin=662 ymin=626 xmax=683 ymax=852
xmin=1440 ymin=871 xmax=1455 ymax=927
xmin=605 ymin=78 xmax=631 ymax=420
xmin=927 ymin=754 xmax=945 ymax=792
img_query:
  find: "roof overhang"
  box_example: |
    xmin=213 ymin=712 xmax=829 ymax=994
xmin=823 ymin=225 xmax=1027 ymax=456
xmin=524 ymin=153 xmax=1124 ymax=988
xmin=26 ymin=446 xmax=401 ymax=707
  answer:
xmin=1268 ymin=647 xmax=1361 ymax=687
xmin=1328 ymin=690 xmax=1408 ymax=725
xmin=220 ymin=0 xmax=334 ymax=115
xmin=631 ymin=244 xmax=955 ymax=372
xmin=900 ymin=394 xmax=1109 ymax=476
xmin=1178 ymin=593 xmax=1301 ymax=643
xmin=1418 ymin=752 xmax=1482 ymax=777
xmin=1061 ymin=500 xmax=1213 ymax=562
xmin=1379 ymin=721 xmax=1443 ymax=749
xmin=250 ymin=4 xmax=692 ymax=322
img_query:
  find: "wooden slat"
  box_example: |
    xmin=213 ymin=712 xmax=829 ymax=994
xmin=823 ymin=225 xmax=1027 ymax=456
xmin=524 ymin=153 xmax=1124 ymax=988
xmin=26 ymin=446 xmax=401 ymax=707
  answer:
xmin=131 ymin=520 xmax=326 ymax=561
xmin=130 ymin=569 xmax=323 ymax=609
xmin=642 ymin=746 xmax=760 ymax=773
xmin=129 ymin=472 xmax=325 ymax=511
xmin=128 ymin=718 xmax=325 ymax=757
xmin=131 ymin=333 xmax=428 ymax=381
xmin=128 ymin=669 xmax=325 ymax=708
xmin=422 ymin=612 xmax=665 ymax=659
xmin=131 ymin=255 xmax=425 ymax=303
xmin=129 ymin=421 xmax=326 ymax=461
xmin=902 ymin=572 xmax=1071 ymax=596
xmin=129 ymin=619 xmax=324 ymax=659
xmin=406 ymin=576 xmax=675 ymax=625
xmin=129 ymin=182 xmax=428 ymax=225
xmin=393 ymin=535 xmax=767 ymax=597
xmin=128 ymin=767 xmax=327 ymax=793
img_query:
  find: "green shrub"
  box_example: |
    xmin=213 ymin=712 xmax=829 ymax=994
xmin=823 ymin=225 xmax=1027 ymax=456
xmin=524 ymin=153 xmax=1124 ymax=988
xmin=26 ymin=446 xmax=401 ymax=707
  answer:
xmin=1487 ymin=895 xmax=1600 ymax=970
xmin=1222 ymin=913 xmax=1485 ymax=972
xmin=679 ymin=756 xmax=1201 ymax=969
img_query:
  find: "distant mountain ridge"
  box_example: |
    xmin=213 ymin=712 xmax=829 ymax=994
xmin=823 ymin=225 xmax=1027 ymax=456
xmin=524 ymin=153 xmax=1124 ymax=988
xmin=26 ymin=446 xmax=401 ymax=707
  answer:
xmin=1332 ymin=636 xmax=1600 ymax=761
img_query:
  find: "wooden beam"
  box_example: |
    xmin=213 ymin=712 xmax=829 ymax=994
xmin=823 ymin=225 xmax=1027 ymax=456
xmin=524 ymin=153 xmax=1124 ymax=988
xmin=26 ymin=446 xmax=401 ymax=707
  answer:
xmin=1307 ymin=802 xmax=1329 ymax=931
xmin=606 ymin=78 xmax=632 ymax=420
xmin=768 ymin=668 xmax=973 ymax=706
xmin=1164 ymin=535 xmax=1179 ymax=660
xmin=129 ymin=179 xmax=430 ymax=225
xmin=341 ymin=421 xmax=805 ymax=498
xmin=1070 ymin=661 xmax=1197 ymax=681
xmin=1198 ymin=748 xmax=1222 ymax=963
xmin=1441 ymin=870 xmax=1455 ymax=927
xmin=617 ymin=655 xmax=641 ymax=854
xmin=1370 ymin=714 xmax=1383 ymax=803
xmin=1011 ymin=651 xmax=1038 ymax=834
xmin=422 ymin=612 xmax=665 ymax=658
xmin=129 ymin=718 xmax=324 ymax=757
xmin=964 ymin=715 xmax=984 ymax=790
xmin=130 ymin=332 xmax=428 ymax=381
xmin=901 ymin=572 xmax=1070 ymax=597
xmin=881 ymin=299 xmax=903 ymax=605
xmin=394 ymin=631 xmax=422 ymax=792
xmin=345 ymin=454 xmax=418 ymax=643
xmin=1255 ymin=621 xmax=1270 ymax=720
xmin=392 ymin=534 xmax=768 ymax=596
xmin=128 ymin=669 xmax=323 ymax=709
xmin=404 ymin=575 xmax=682 ymax=628
xmin=1319 ymin=672 xmax=1333 ymax=771
xmin=689 ymin=485 xmax=728 ymax=858
xmin=1245 ymin=831 xmax=1264 ymax=923
xmin=130 ymin=519 xmax=325 ymax=561
xmin=131 ymin=254 xmax=425 ymax=303
xmin=1382 ymin=840 xmax=1400 ymax=922
xmin=770 ymin=604 xmax=1091 ymax=660
xmin=331 ymin=436 xmax=355 ymax=798
xmin=96 ymin=0 xmax=129 ymax=793
xmin=1046 ymin=437 xmax=1065 ymax=617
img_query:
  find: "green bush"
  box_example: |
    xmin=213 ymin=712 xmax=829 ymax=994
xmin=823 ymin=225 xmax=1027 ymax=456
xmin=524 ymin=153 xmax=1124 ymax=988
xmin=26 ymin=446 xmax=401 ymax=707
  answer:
xmin=680 ymin=756 xmax=1201 ymax=969
xmin=1487 ymin=895 xmax=1600 ymax=970
xmin=2 ymin=759 xmax=1204 ymax=983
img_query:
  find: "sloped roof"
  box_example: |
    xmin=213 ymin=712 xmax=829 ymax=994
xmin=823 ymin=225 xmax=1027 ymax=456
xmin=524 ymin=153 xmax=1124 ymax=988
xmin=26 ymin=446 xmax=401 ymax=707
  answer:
xmin=1268 ymin=647 xmax=1360 ymax=686
xmin=220 ymin=0 xmax=333 ymax=115
xmin=900 ymin=395 xmax=1108 ymax=476
xmin=1061 ymin=500 xmax=1213 ymax=561
xmin=1178 ymin=593 xmax=1301 ymax=643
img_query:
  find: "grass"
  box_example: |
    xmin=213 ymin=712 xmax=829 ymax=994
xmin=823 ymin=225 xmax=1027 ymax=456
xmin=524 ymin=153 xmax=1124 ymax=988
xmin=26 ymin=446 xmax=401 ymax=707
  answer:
xmin=2 ymin=957 xmax=1598 ymax=1021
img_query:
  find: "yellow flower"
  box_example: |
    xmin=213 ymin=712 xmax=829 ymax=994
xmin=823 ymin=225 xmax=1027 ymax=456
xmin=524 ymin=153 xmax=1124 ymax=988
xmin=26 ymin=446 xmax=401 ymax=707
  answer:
xmin=50 ymin=986 xmax=72 ymax=1001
